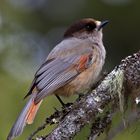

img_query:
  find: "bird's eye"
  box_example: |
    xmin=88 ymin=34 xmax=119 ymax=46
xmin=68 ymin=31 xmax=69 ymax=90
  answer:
xmin=85 ymin=23 xmax=96 ymax=31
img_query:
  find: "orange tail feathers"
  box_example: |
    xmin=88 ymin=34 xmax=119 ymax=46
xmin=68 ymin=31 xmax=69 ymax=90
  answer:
xmin=26 ymin=99 xmax=42 ymax=124
xmin=7 ymin=94 xmax=42 ymax=140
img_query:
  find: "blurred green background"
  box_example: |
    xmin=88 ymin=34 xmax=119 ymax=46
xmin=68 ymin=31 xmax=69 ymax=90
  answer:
xmin=0 ymin=0 xmax=140 ymax=140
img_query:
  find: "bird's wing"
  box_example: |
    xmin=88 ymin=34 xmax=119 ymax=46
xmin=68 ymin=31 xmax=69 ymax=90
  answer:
xmin=25 ymin=52 xmax=94 ymax=104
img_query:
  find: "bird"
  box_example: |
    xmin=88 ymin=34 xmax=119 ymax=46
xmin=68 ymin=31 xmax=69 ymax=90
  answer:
xmin=7 ymin=18 xmax=108 ymax=140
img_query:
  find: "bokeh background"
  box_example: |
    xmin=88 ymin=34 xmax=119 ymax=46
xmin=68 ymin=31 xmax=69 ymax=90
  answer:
xmin=0 ymin=0 xmax=140 ymax=140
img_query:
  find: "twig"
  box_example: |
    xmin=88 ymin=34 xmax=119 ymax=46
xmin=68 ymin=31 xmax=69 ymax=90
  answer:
xmin=28 ymin=104 xmax=73 ymax=140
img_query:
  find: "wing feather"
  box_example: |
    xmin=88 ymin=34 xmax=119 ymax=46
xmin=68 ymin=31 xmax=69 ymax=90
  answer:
xmin=34 ymin=68 xmax=78 ymax=104
xmin=36 ymin=61 xmax=70 ymax=83
xmin=36 ymin=62 xmax=70 ymax=89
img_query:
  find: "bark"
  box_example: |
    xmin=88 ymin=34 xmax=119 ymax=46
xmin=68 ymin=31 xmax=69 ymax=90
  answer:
xmin=29 ymin=51 xmax=140 ymax=140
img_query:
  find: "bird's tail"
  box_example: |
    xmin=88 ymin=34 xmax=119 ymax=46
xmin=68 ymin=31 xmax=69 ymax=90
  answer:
xmin=7 ymin=94 xmax=42 ymax=140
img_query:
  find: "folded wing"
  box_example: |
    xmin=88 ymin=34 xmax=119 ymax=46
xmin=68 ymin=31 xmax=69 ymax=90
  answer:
xmin=25 ymin=53 xmax=93 ymax=104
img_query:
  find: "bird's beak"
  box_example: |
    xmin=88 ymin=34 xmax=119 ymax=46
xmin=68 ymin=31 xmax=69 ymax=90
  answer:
xmin=97 ymin=20 xmax=109 ymax=31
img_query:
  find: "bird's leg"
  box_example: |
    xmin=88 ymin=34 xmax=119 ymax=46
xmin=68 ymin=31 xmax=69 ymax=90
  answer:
xmin=55 ymin=95 xmax=73 ymax=108
xmin=55 ymin=95 xmax=66 ymax=107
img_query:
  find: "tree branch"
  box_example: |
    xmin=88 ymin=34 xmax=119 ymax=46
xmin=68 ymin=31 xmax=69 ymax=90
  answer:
xmin=29 ymin=51 xmax=140 ymax=140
